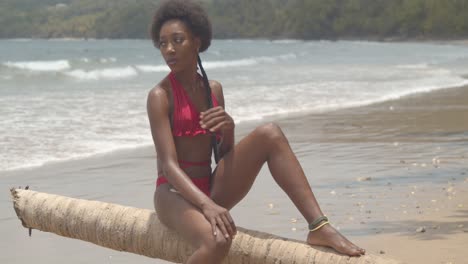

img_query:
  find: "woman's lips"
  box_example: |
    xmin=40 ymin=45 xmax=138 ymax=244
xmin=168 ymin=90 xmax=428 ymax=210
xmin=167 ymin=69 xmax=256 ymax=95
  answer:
xmin=166 ymin=58 xmax=177 ymax=65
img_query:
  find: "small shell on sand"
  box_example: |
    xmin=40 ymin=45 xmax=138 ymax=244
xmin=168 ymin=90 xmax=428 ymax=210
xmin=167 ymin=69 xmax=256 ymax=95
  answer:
xmin=357 ymin=176 xmax=372 ymax=182
xmin=416 ymin=227 xmax=426 ymax=233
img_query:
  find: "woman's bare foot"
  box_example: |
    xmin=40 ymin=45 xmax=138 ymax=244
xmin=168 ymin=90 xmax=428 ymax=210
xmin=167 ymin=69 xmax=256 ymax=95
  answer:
xmin=307 ymin=224 xmax=365 ymax=257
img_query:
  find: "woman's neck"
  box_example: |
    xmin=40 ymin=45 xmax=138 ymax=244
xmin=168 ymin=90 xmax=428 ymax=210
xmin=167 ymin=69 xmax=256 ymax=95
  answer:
xmin=172 ymin=66 xmax=200 ymax=93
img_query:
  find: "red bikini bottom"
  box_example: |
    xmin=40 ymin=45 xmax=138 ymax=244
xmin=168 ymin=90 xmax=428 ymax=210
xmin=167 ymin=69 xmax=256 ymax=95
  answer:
xmin=156 ymin=175 xmax=211 ymax=196
xmin=156 ymin=160 xmax=212 ymax=196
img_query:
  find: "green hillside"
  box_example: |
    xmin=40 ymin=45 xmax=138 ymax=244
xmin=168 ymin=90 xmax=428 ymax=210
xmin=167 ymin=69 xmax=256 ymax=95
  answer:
xmin=1 ymin=0 xmax=468 ymax=40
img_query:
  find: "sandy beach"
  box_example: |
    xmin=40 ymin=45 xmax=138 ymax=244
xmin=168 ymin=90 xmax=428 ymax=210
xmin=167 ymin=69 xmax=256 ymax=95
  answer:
xmin=273 ymin=85 xmax=468 ymax=264
xmin=1 ymin=85 xmax=467 ymax=264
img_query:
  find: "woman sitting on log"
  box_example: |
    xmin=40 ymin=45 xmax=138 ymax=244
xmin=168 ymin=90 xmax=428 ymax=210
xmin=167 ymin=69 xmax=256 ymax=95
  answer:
xmin=146 ymin=0 xmax=366 ymax=262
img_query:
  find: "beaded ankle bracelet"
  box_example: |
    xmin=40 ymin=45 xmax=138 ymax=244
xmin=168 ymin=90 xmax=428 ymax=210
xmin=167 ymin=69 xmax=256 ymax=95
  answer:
xmin=308 ymin=216 xmax=329 ymax=232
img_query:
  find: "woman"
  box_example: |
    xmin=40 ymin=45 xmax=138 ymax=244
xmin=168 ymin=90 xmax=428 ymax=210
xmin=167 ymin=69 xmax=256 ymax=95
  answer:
xmin=147 ymin=0 xmax=365 ymax=262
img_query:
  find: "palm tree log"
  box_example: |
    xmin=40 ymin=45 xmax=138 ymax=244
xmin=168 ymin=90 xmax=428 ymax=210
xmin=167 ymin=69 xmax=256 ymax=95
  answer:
xmin=10 ymin=188 xmax=402 ymax=264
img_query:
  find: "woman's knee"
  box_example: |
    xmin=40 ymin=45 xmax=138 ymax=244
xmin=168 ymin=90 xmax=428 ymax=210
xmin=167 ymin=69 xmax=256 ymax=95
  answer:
xmin=255 ymin=122 xmax=286 ymax=144
xmin=199 ymin=234 xmax=232 ymax=257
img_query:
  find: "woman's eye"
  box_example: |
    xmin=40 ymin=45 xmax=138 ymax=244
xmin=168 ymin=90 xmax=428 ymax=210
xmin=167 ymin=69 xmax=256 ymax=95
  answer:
xmin=159 ymin=41 xmax=167 ymax=48
xmin=174 ymin=37 xmax=183 ymax=43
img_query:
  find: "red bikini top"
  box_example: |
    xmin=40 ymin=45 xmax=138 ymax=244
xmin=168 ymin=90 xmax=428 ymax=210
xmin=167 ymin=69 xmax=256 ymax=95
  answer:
xmin=169 ymin=72 xmax=220 ymax=138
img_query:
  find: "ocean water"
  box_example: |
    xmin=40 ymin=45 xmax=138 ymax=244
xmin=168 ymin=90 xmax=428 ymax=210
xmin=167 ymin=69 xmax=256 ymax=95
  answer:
xmin=1 ymin=39 xmax=468 ymax=172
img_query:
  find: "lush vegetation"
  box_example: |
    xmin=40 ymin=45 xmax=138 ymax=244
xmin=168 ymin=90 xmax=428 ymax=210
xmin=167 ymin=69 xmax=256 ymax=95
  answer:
xmin=1 ymin=0 xmax=468 ymax=40
xmin=0 ymin=0 xmax=157 ymax=38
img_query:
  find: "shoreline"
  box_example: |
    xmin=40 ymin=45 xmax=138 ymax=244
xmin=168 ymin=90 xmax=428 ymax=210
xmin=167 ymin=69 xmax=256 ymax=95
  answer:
xmin=2 ymin=85 xmax=468 ymax=264
xmin=3 ymin=83 xmax=468 ymax=175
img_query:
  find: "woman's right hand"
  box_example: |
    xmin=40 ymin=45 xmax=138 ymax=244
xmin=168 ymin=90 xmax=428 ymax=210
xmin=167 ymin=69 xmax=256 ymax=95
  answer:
xmin=201 ymin=200 xmax=237 ymax=239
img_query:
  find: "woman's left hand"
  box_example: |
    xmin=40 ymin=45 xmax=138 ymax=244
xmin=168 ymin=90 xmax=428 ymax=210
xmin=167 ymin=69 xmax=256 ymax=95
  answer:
xmin=200 ymin=106 xmax=234 ymax=133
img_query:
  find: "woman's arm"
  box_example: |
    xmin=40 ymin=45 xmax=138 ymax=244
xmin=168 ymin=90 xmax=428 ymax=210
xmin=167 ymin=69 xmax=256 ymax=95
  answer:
xmin=147 ymin=87 xmax=211 ymax=209
xmin=204 ymin=80 xmax=235 ymax=158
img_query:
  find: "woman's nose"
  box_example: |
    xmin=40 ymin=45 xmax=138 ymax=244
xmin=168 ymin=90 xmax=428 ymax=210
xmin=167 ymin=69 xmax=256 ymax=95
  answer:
xmin=166 ymin=42 xmax=175 ymax=53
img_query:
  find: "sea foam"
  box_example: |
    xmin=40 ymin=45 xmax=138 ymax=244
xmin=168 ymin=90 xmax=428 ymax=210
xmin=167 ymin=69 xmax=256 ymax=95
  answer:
xmin=65 ymin=66 xmax=138 ymax=80
xmin=4 ymin=60 xmax=71 ymax=72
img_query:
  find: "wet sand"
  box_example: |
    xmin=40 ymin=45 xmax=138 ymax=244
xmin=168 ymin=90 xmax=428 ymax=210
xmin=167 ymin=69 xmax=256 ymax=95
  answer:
xmin=1 ymin=86 xmax=467 ymax=264
xmin=272 ymin=85 xmax=468 ymax=264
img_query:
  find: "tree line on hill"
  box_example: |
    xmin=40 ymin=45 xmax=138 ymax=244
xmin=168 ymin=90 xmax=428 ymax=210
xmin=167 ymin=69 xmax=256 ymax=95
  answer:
xmin=1 ymin=0 xmax=467 ymax=40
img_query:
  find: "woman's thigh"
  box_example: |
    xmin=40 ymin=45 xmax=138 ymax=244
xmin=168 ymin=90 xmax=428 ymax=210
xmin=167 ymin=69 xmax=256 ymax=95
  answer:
xmin=211 ymin=124 xmax=279 ymax=210
xmin=154 ymin=185 xmax=218 ymax=248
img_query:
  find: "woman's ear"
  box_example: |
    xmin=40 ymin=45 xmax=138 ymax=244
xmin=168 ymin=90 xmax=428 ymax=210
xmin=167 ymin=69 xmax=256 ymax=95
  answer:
xmin=194 ymin=37 xmax=201 ymax=52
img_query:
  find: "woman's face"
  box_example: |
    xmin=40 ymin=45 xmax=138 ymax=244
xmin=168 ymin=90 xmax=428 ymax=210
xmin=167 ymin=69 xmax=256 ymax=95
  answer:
xmin=159 ymin=19 xmax=200 ymax=73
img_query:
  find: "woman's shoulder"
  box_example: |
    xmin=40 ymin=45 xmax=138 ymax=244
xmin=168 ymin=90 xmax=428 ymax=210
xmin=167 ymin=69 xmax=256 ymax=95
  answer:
xmin=209 ymin=79 xmax=224 ymax=98
xmin=209 ymin=79 xmax=223 ymax=93
xmin=209 ymin=79 xmax=224 ymax=106
xmin=147 ymin=77 xmax=172 ymax=108
xmin=149 ymin=77 xmax=172 ymax=96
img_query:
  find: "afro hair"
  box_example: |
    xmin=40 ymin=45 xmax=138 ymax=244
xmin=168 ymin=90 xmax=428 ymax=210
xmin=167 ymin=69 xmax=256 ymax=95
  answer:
xmin=150 ymin=0 xmax=212 ymax=52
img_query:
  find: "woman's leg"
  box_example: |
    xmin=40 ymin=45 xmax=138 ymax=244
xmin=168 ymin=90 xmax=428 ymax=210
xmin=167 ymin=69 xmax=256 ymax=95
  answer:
xmin=211 ymin=123 xmax=365 ymax=256
xmin=154 ymin=185 xmax=231 ymax=264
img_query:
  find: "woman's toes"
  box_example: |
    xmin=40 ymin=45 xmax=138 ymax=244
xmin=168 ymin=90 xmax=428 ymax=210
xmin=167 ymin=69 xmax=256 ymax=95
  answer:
xmin=351 ymin=247 xmax=363 ymax=256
